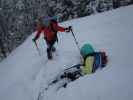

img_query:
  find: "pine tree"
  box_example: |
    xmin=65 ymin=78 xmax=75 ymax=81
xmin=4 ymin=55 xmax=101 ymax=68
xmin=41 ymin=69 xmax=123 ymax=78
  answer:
xmin=113 ymin=0 xmax=120 ymax=9
xmin=0 ymin=11 xmax=8 ymax=58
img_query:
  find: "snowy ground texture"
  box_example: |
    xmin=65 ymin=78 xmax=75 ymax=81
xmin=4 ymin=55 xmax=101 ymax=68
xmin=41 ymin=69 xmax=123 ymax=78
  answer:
xmin=0 ymin=5 xmax=133 ymax=100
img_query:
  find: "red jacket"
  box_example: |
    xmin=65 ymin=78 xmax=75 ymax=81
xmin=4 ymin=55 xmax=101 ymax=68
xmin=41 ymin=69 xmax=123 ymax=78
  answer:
xmin=35 ymin=21 xmax=65 ymax=41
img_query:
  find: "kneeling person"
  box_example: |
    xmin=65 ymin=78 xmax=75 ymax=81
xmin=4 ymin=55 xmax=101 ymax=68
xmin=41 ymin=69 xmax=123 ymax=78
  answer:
xmin=46 ymin=43 xmax=108 ymax=90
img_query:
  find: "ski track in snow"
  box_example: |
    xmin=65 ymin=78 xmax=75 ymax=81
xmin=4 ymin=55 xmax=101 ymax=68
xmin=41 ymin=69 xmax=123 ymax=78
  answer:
xmin=35 ymin=50 xmax=81 ymax=100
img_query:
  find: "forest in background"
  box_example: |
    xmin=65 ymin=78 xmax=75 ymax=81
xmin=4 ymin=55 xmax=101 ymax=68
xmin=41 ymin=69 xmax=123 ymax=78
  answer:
xmin=0 ymin=0 xmax=133 ymax=61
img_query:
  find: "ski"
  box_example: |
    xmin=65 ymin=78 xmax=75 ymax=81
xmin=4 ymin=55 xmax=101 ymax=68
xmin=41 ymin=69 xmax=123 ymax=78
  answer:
xmin=44 ymin=64 xmax=82 ymax=91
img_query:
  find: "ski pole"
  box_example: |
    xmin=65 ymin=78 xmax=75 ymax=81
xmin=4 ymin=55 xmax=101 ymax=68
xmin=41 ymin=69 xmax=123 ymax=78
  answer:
xmin=70 ymin=27 xmax=80 ymax=52
xmin=33 ymin=41 xmax=41 ymax=56
xmin=70 ymin=27 xmax=84 ymax=61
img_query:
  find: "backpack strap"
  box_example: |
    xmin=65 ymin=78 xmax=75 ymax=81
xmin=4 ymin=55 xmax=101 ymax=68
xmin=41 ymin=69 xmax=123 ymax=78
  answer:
xmin=92 ymin=52 xmax=102 ymax=73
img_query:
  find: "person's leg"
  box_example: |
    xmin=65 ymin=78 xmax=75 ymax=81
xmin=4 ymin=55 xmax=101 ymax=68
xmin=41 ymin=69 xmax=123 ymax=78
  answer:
xmin=46 ymin=40 xmax=52 ymax=59
xmin=51 ymin=46 xmax=56 ymax=52
xmin=46 ymin=39 xmax=56 ymax=59
xmin=51 ymin=37 xmax=57 ymax=52
xmin=47 ymin=48 xmax=52 ymax=59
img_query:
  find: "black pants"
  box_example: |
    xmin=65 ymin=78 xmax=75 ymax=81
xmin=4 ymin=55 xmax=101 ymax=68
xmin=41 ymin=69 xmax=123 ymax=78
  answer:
xmin=46 ymin=37 xmax=56 ymax=51
xmin=45 ymin=37 xmax=57 ymax=59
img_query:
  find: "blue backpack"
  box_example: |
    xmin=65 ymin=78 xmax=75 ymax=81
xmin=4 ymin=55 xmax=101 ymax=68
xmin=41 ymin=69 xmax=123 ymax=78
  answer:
xmin=92 ymin=51 xmax=108 ymax=73
xmin=40 ymin=16 xmax=58 ymax=27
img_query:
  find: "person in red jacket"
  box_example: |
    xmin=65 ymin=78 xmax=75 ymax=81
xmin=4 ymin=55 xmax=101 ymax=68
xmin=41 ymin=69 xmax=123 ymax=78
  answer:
xmin=33 ymin=16 xmax=71 ymax=59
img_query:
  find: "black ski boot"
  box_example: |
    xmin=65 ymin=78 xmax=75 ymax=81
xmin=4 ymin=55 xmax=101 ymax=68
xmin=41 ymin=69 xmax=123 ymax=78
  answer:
xmin=51 ymin=47 xmax=56 ymax=52
xmin=47 ymin=48 xmax=52 ymax=60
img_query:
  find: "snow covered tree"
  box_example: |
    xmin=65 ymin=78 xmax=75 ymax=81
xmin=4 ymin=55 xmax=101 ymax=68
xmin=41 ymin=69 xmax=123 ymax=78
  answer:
xmin=0 ymin=9 xmax=9 ymax=58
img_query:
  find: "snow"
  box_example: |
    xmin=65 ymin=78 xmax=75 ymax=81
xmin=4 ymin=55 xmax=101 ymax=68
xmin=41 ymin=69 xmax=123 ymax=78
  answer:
xmin=0 ymin=5 xmax=133 ymax=100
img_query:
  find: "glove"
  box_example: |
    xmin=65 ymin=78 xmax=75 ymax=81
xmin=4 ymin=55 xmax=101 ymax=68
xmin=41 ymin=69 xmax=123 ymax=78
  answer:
xmin=68 ymin=26 xmax=72 ymax=30
xmin=65 ymin=26 xmax=72 ymax=32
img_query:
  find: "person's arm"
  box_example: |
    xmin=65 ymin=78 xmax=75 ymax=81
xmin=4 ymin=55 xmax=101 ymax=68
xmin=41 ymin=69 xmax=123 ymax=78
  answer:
xmin=52 ymin=22 xmax=66 ymax=32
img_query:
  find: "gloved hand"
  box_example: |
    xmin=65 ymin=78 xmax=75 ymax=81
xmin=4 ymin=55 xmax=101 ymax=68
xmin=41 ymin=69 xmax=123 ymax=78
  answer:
xmin=65 ymin=26 xmax=72 ymax=32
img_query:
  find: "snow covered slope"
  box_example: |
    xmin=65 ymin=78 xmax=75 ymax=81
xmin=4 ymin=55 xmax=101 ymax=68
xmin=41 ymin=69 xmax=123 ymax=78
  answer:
xmin=0 ymin=5 xmax=133 ymax=100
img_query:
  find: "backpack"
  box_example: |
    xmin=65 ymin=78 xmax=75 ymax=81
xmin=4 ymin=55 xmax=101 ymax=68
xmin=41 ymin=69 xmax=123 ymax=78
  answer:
xmin=92 ymin=51 xmax=108 ymax=73
xmin=39 ymin=16 xmax=58 ymax=27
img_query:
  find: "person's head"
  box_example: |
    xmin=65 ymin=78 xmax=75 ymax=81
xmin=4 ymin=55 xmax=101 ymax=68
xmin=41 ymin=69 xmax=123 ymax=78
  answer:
xmin=80 ymin=43 xmax=95 ymax=58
